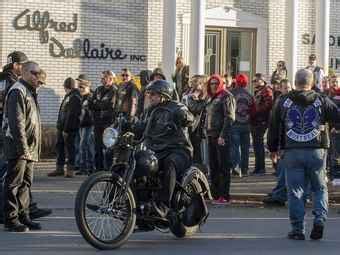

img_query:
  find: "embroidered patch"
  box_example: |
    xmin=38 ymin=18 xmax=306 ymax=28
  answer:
xmin=285 ymin=104 xmax=320 ymax=142
xmin=283 ymin=98 xmax=293 ymax=108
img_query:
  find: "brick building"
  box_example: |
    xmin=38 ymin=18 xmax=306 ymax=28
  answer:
xmin=0 ymin=0 xmax=336 ymax=126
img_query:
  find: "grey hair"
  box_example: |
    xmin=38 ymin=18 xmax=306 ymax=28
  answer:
xmin=295 ymin=69 xmax=314 ymax=88
xmin=22 ymin=61 xmax=39 ymax=72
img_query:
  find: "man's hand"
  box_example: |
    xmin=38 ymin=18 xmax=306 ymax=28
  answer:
xmin=217 ymin=137 xmax=225 ymax=146
xmin=270 ymin=152 xmax=279 ymax=164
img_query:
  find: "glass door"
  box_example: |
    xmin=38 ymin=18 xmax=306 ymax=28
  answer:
xmin=204 ymin=30 xmax=222 ymax=75
xmin=204 ymin=27 xmax=257 ymax=91
xmin=227 ymin=29 xmax=256 ymax=87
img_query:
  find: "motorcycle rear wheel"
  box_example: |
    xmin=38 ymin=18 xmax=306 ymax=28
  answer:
xmin=75 ymin=172 xmax=136 ymax=250
xmin=169 ymin=178 xmax=202 ymax=238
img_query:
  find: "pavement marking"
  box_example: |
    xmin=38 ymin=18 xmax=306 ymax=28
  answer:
xmin=42 ymin=216 xmax=340 ymax=220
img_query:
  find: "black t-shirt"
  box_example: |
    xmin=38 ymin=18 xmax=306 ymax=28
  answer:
xmin=117 ymin=80 xmax=139 ymax=116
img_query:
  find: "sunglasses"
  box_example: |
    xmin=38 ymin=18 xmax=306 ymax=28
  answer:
xmin=30 ymin=70 xmax=39 ymax=77
xmin=79 ymin=86 xmax=86 ymax=89
xmin=122 ymin=74 xmax=130 ymax=77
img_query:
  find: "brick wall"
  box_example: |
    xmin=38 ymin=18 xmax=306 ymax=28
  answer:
xmin=1 ymin=0 xmax=338 ymax=128
xmin=0 ymin=0 xmax=148 ymax=125
xmin=329 ymin=0 xmax=340 ymax=73
xmin=297 ymin=0 xmax=315 ymax=70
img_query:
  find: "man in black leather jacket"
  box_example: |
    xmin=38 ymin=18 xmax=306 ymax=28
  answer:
xmin=268 ymin=69 xmax=339 ymax=240
xmin=0 ymin=52 xmax=51 ymax=225
xmin=48 ymin=77 xmax=81 ymax=178
xmin=136 ymin=79 xmax=194 ymax=217
xmin=2 ymin=61 xmax=44 ymax=232
xmin=90 ymin=70 xmax=118 ymax=171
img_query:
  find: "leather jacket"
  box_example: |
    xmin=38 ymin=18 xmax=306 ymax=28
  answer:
xmin=267 ymin=90 xmax=339 ymax=151
xmin=136 ymin=100 xmax=194 ymax=159
xmin=57 ymin=89 xmax=82 ymax=132
xmin=90 ymin=85 xmax=118 ymax=127
xmin=2 ymin=79 xmax=41 ymax=161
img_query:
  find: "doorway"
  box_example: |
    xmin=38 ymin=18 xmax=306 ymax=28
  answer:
xmin=205 ymin=27 xmax=257 ymax=88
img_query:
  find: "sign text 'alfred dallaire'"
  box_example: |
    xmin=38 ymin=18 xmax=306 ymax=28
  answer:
xmin=13 ymin=9 xmax=146 ymax=62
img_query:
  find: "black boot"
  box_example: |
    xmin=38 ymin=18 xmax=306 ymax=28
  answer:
xmin=29 ymin=203 xmax=52 ymax=220
xmin=4 ymin=222 xmax=29 ymax=232
xmin=20 ymin=216 xmax=41 ymax=230
xmin=310 ymin=224 xmax=324 ymax=240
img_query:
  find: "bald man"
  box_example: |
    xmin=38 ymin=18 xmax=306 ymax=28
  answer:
xmin=2 ymin=61 xmax=44 ymax=232
xmin=268 ymin=69 xmax=339 ymax=241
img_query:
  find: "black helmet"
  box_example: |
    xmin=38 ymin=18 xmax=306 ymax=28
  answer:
xmin=145 ymin=79 xmax=172 ymax=99
xmin=134 ymin=149 xmax=159 ymax=177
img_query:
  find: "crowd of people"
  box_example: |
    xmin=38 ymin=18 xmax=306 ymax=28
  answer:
xmin=0 ymin=51 xmax=340 ymax=242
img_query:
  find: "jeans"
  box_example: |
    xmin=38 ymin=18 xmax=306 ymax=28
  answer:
xmin=330 ymin=132 xmax=340 ymax=179
xmin=270 ymin=159 xmax=287 ymax=202
xmin=251 ymin=125 xmax=267 ymax=173
xmin=56 ymin=129 xmax=78 ymax=168
xmin=79 ymin=127 xmax=95 ymax=171
xmin=208 ymin=136 xmax=231 ymax=199
xmin=231 ymin=124 xmax=250 ymax=174
xmin=283 ymin=149 xmax=328 ymax=234
xmin=4 ymin=159 xmax=34 ymax=225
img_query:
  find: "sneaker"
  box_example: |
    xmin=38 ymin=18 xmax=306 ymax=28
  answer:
xmin=287 ymin=231 xmax=305 ymax=240
xmin=331 ymin=178 xmax=340 ymax=187
xmin=310 ymin=224 xmax=324 ymax=240
xmin=263 ymin=197 xmax=285 ymax=207
xmin=212 ymin=196 xmax=230 ymax=205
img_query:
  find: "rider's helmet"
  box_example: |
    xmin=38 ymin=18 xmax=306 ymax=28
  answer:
xmin=145 ymin=79 xmax=172 ymax=99
xmin=134 ymin=149 xmax=159 ymax=177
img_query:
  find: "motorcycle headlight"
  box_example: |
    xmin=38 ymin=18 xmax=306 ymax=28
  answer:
xmin=102 ymin=127 xmax=119 ymax=148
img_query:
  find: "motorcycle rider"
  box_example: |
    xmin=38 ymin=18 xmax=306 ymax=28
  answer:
xmin=135 ymin=79 xmax=194 ymax=217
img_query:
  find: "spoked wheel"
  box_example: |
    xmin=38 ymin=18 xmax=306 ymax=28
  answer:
xmin=75 ymin=172 xmax=136 ymax=250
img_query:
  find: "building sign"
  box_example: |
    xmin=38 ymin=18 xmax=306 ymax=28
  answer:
xmin=13 ymin=9 xmax=146 ymax=62
xmin=302 ymin=33 xmax=340 ymax=70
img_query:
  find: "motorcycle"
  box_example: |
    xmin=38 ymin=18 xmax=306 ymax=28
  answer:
xmin=74 ymin=113 xmax=212 ymax=250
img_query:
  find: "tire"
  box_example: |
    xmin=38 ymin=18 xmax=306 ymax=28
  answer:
xmin=169 ymin=178 xmax=202 ymax=238
xmin=75 ymin=171 xmax=136 ymax=250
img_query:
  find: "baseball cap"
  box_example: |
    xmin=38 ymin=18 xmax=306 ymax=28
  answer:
xmin=76 ymin=74 xmax=90 ymax=82
xmin=7 ymin=51 xmax=28 ymax=65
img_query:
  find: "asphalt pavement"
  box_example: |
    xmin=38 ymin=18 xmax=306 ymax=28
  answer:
xmin=1 ymin=160 xmax=340 ymax=255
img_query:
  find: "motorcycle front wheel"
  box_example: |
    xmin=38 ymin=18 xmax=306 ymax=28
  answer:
xmin=75 ymin=172 xmax=136 ymax=250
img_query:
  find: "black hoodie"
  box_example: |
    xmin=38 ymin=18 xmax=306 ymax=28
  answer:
xmin=267 ymin=90 xmax=339 ymax=152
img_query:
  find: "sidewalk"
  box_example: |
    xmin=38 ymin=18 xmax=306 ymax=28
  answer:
xmin=34 ymin=157 xmax=340 ymax=208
